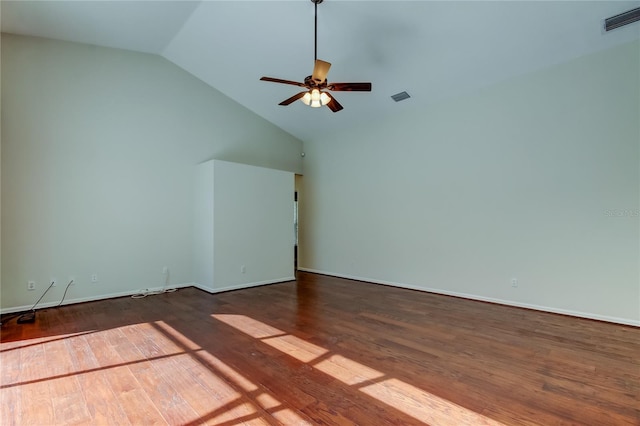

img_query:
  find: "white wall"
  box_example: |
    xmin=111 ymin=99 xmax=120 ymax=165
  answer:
xmin=0 ymin=31 xmax=3 ymax=306
xmin=194 ymin=160 xmax=294 ymax=292
xmin=299 ymin=40 xmax=640 ymax=325
xmin=1 ymin=34 xmax=302 ymax=311
xmin=213 ymin=160 xmax=295 ymax=290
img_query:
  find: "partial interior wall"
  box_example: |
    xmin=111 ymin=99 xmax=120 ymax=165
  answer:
xmin=194 ymin=160 xmax=295 ymax=292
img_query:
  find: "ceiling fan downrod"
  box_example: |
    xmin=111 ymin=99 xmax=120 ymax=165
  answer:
xmin=312 ymin=0 xmax=323 ymax=62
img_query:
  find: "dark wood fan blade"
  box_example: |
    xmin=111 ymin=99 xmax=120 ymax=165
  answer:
xmin=326 ymin=94 xmax=343 ymax=112
xmin=279 ymin=91 xmax=308 ymax=106
xmin=260 ymin=77 xmax=307 ymax=88
xmin=327 ymin=82 xmax=372 ymax=92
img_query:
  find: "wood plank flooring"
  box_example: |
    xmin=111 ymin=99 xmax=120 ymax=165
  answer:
xmin=1 ymin=272 xmax=639 ymax=425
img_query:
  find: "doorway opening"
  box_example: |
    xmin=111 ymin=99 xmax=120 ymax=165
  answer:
xmin=294 ymin=174 xmax=302 ymax=275
xmin=294 ymin=190 xmax=298 ymax=272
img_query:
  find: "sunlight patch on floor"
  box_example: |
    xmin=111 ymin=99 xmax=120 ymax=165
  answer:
xmin=255 ymin=392 xmax=281 ymax=409
xmin=361 ymin=378 xmax=503 ymax=425
xmin=254 ymin=393 xmax=312 ymax=424
xmin=208 ymin=399 xmax=258 ymax=424
xmin=196 ymin=347 xmax=260 ymax=393
xmin=211 ymin=314 xmax=506 ymax=425
xmin=314 ymin=354 xmax=384 ymax=385
xmin=212 ymin=314 xmax=286 ymax=338
xmin=154 ymin=320 xmax=202 ymax=351
xmin=0 ymin=330 xmax=97 ymax=352
xmin=270 ymin=408 xmax=313 ymax=425
xmin=262 ymin=334 xmax=328 ymax=363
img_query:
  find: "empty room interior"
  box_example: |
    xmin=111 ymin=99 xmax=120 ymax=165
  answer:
xmin=1 ymin=1 xmax=639 ymax=425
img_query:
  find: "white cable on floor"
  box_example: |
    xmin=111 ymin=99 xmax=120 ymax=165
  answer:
xmin=131 ymin=269 xmax=177 ymax=299
xmin=131 ymin=287 xmax=177 ymax=299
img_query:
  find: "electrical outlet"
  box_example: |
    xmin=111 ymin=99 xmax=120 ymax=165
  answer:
xmin=27 ymin=281 xmax=36 ymax=291
xmin=511 ymin=278 xmax=518 ymax=288
xmin=240 ymin=265 xmax=246 ymax=274
xmin=162 ymin=266 xmax=168 ymax=274
xmin=51 ymin=278 xmax=58 ymax=287
xmin=69 ymin=276 xmax=75 ymax=285
xmin=91 ymin=273 xmax=98 ymax=283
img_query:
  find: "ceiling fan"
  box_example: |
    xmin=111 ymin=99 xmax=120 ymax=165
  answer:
xmin=260 ymin=0 xmax=372 ymax=112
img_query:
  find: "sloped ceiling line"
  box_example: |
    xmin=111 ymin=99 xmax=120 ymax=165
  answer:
xmin=2 ymin=0 xmax=639 ymax=142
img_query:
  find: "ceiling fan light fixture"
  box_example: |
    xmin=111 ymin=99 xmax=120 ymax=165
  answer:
xmin=301 ymin=88 xmax=330 ymax=108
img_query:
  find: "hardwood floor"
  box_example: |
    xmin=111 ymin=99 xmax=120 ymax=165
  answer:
xmin=1 ymin=272 xmax=638 ymax=425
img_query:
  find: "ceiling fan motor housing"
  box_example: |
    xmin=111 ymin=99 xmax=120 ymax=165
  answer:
xmin=305 ymin=76 xmax=325 ymax=87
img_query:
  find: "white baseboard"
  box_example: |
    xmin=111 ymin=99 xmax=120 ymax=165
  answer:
xmin=0 ymin=282 xmax=195 ymax=315
xmin=6 ymin=269 xmax=634 ymax=328
xmin=193 ymin=276 xmax=296 ymax=294
xmin=297 ymin=268 xmax=640 ymax=327
xmin=1 ymin=277 xmax=296 ymax=314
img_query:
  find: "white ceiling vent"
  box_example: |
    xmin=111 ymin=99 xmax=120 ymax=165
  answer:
xmin=391 ymin=91 xmax=411 ymax=102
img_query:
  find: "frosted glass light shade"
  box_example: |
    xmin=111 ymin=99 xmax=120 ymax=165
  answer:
xmin=300 ymin=89 xmax=330 ymax=108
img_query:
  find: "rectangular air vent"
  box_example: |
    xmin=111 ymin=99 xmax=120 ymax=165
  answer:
xmin=605 ymin=7 xmax=640 ymax=32
xmin=391 ymin=91 xmax=411 ymax=102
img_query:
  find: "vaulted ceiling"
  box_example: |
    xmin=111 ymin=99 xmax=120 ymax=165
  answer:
xmin=2 ymin=1 xmax=639 ymax=142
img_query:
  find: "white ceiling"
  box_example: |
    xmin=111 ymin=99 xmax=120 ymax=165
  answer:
xmin=2 ymin=1 xmax=639 ymax=142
